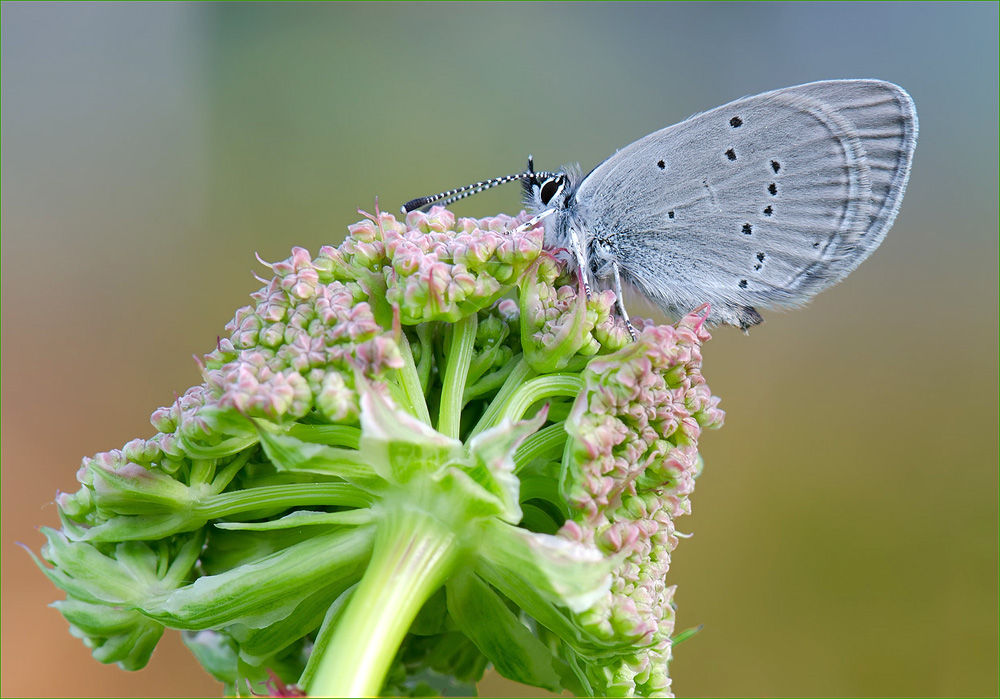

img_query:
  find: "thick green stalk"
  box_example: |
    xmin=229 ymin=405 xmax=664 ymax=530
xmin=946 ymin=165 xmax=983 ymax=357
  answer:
xmin=307 ymin=504 xmax=462 ymax=697
xmin=395 ymin=329 xmax=432 ymax=425
xmin=437 ymin=313 xmax=478 ymax=439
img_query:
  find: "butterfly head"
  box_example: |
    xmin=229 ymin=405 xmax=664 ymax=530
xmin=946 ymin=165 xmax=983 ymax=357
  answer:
xmin=521 ymin=156 xmax=580 ymax=216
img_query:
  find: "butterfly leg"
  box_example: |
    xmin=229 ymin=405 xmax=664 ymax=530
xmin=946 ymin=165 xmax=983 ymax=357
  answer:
xmin=568 ymin=228 xmax=592 ymax=299
xmin=612 ymin=261 xmax=637 ymax=341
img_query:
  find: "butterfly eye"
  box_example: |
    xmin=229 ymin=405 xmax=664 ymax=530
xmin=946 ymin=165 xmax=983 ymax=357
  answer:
xmin=539 ymin=176 xmax=566 ymax=206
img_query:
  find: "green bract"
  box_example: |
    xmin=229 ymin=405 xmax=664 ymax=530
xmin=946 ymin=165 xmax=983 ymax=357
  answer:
xmin=32 ymin=207 xmax=723 ymax=698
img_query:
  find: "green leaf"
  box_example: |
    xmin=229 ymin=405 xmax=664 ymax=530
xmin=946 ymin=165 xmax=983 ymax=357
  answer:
xmin=408 ymin=587 xmax=451 ymax=637
xmin=232 ymin=579 xmax=354 ymax=664
xmin=71 ymin=512 xmax=207 ymax=544
xmin=30 ymin=529 xmax=197 ymax=605
xmin=384 ymin=632 xmax=485 ymax=697
xmin=478 ymin=520 xmax=611 ymax=614
xmin=475 ymin=556 xmax=645 ymax=667
xmin=177 ymin=406 xmax=259 ymax=458
xmin=215 ymin=508 xmax=374 ymax=531
xmin=446 ymin=570 xmax=562 ymax=692
xmin=183 ymin=628 xmax=240 ymax=685
xmin=143 ymin=526 xmax=373 ymax=630
xmin=86 ymin=459 xmax=198 ymax=515
xmin=72 ymin=483 xmax=372 ymax=543
xmin=198 ymin=525 xmax=321 ymax=576
xmin=285 ymin=423 xmax=361 ymax=449
xmin=670 ymin=624 xmax=703 ymax=647
xmin=256 ymin=426 xmax=384 ymax=492
xmin=458 ymin=408 xmax=548 ymax=523
xmin=357 ymin=381 xmax=464 ymax=484
xmin=299 ymin=584 xmax=358 ymax=691
xmin=53 ymin=599 xmax=165 ymax=671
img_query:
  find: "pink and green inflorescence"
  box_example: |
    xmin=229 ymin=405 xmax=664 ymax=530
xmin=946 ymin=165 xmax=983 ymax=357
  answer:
xmin=32 ymin=206 xmax=723 ymax=697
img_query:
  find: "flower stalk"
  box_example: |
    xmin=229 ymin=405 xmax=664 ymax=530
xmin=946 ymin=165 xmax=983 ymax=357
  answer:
xmin=311 ymin=504 xmax=462 ymax=696
xmin=438 ymin=313 xmax=478 ymax=439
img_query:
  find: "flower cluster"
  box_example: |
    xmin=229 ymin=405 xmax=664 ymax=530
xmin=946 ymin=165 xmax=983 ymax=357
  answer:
xmin=517 ymin=254 xmax=633 ymax=372
xmin=558 ymin=310 xmax=725 ymax=696
xmin=206 ymin=252 xmax=400 ymax=431
xmin=32 ymin=206 xmax=723 ymax=698
xmin=327 ymin=208 xmax=544 ymax=324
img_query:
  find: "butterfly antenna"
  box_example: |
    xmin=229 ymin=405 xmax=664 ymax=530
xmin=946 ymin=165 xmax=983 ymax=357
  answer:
xmin=401 ymin=159 xmax=560 ymax=214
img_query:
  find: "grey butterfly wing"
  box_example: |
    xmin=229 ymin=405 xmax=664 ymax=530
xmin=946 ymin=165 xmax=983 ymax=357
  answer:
xmin=571 ymin=79 xmax=917 ymax=328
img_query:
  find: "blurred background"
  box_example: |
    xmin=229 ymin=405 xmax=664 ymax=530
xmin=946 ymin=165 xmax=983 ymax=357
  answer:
xmin=3 ymin=2 xmax=996 ymax=697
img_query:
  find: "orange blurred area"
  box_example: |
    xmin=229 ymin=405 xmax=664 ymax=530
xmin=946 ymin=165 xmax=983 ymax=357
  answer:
xmin=3 ymin=3 xmax=997 ymax=697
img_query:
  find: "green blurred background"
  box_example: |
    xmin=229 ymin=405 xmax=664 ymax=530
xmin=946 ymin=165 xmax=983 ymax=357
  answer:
xmin=3 ymin=2 xmax=997 ymax=696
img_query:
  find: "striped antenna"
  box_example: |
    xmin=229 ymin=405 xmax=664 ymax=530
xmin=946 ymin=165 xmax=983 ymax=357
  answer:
xmin=401 ymin=158 xmax=560 ymax=214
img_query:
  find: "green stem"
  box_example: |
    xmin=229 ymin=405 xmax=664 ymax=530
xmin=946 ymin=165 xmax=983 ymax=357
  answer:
xmin=437 ymin=313 xmax=477 ymax=439
xmin=500 ymin=373 xmax=583 ymax=423
xmin=395 ymin=330 xmax=432 ymax=425
xmin=189 ymin=458 xmax=215 ymax=487
xmin=198 ymin=483 xmax=373 ymax=517
xmin=468 ymin=356 xmax=536 ymax=438
xmin=513 ymin=421 xmax=568 ymax=472
xmin=286 ymin=424 xmax=362 ymax=449
xmin=209 ymin=449 xmax=255 ymax=492
xmin=414 ymin=324 xmax=434 ymax=393
xmin=307 ymin=505 xmax=461 ymax=697
xmin=180 ymin=434 xmax=259 ymax=460
xmin=76 ymin=483 xmax=375 ymax=543
xmin=463 ymin=352 xmax=522 ymax=404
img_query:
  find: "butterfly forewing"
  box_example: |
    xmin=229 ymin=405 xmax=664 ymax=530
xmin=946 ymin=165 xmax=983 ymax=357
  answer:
xmin=569 ymin=79 xmax=917 ymax=327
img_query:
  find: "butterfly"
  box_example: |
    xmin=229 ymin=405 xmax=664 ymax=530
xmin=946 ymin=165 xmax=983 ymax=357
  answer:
xmin=404 ymin=80 xmax=918 ymax=334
